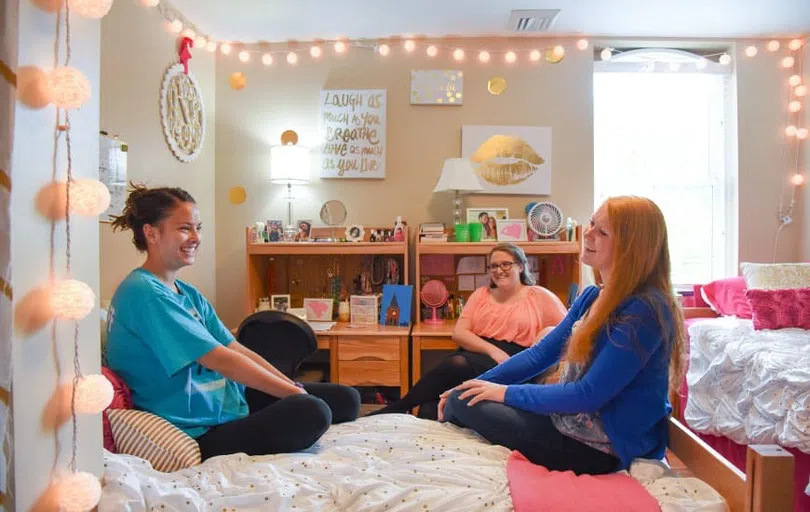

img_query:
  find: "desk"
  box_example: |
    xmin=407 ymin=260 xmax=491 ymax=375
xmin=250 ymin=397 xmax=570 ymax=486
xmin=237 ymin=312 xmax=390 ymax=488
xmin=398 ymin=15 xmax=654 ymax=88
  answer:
xmin=317 ymin=323 xmax=410 ymax=397
xmin=411 ymin=321 xmax=457 ymax=386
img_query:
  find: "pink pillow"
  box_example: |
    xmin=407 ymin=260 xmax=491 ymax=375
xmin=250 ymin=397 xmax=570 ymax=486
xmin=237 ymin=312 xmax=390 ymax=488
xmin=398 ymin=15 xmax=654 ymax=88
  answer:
xmin=700 ymin=277 xmax=752 ymax=318
xmin=101 ymin=366 xmax=133 ymax=452
xmin=506 ymin=451 xmax=659 ymax=512
xmin=746 ymin=288 xmax=810 ymax=330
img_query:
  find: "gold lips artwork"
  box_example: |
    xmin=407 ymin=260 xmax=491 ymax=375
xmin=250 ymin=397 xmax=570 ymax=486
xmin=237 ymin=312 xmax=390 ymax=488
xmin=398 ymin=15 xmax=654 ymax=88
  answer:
xmin=470 ymin=135 xmax=545 ymax=186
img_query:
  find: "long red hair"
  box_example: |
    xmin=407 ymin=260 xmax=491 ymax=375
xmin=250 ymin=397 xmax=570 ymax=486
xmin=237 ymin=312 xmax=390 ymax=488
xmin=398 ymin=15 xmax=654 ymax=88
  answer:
xmin=563 ymin=196 xmax=685 ymax=392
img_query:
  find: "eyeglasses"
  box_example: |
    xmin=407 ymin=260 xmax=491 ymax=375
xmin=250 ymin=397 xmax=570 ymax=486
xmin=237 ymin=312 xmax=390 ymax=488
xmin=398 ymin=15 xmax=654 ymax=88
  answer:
xmin=488 ymin=261 xmax=516 ymax=272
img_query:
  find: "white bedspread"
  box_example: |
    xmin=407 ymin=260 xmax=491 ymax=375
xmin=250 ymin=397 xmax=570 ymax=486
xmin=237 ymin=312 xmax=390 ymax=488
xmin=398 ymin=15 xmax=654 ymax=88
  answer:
xmin=100 ymin=415 xmax=513 ymax=511
xmin=685 ymin=317 xmax=810 ymax=453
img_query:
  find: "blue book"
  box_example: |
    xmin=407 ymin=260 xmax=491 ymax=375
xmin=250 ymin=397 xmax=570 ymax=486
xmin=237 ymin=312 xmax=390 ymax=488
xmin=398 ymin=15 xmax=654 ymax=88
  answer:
xmin=380 ymin=284 xmax=413 ymax=327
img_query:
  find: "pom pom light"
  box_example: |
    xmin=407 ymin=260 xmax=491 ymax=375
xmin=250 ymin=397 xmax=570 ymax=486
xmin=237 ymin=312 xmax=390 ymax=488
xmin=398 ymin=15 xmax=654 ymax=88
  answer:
xmin=49 ymin=67 xmax=91 ymax=110
xmin=51 ymin=279 xmax=95 ymax=321
xmin=53 ymin=471 xmax=102 ymax=512
xmin=68 ymin=0 xmax=113 ymax=19
xmin=74 ymin=374 xmax=114 ymax=414
xmin=69 ymin=179 xmax=111 ymax=216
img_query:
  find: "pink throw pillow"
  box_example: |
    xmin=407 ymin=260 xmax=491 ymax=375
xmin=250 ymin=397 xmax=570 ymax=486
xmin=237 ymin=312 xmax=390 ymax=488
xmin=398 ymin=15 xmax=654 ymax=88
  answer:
xmin=101 ymin=366 xmax=133 ymax=452
xmin=700 ymin=277 xmax=752 ymax=318
xmin=506 ymin=451 xmax=659 ymax=512
xmin=745 ymin=288 xmax=810 ymax=330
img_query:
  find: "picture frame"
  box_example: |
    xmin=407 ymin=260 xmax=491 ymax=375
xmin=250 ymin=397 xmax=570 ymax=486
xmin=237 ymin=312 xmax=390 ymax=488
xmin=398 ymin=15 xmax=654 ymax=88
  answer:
xmin=345 ymin=224 xmax=365 ymax=242
xmin=265 ymin=220 xmax=283 ymax=242
xmin=379 ymin=285 xmax=413 ymax=327
xmin=495 ymin=219 xmax=528 ymax=242
xmin=303 ymin=298 xmax=334 ymax=322
xmin=350 ymin=295 xmax=378 ymax=325
xmin=270 ymin=294 xmax=291 ymax=312
xmin=294 ymin=219 xmax=312 ymax=241
xmin=466 ymin=208 xmax=509 ymax=241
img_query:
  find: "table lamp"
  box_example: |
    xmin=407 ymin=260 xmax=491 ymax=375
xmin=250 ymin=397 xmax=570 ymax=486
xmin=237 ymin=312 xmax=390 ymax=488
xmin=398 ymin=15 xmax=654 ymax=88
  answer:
xmin=270 ymin=130 xmax=310 ymax=239
xmin=433 ymin=157 xmax=483 ymax=225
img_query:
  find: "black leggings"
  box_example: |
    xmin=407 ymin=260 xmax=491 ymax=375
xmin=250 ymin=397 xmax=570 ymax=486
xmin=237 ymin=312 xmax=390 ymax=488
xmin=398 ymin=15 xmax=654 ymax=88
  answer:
xmin=443 ymin=389 xmax=619 ymax=475
xmin=196 ymin=382 xmax=360 ymax=460
xmin=371 ymin=339 xmax=524 ymax=419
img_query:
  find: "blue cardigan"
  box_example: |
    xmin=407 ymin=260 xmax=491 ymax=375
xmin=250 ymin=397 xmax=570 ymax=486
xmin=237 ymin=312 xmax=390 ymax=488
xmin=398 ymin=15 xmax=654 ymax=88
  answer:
xmin=478 ymin=285 xmax=674 ymax=469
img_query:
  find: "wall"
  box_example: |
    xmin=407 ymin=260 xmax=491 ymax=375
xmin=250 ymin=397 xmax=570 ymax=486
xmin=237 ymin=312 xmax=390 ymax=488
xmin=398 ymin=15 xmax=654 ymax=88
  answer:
xmin=214 ymin=39 xmax=595 ymax=327
xmin=99 ymin=0 xmax=217 ymax=303
xmin=10 ymin=1 xmax=102 ymax=509
xmin=802 ymin=46 xmax=809 ymax=262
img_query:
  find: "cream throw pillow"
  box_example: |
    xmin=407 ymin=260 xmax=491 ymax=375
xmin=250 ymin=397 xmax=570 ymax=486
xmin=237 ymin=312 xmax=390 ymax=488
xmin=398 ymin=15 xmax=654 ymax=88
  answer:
xmin=107 ymin=409 xmax=201 ymax=472
xmin=740 ymin=262 xmax=810 ymax=290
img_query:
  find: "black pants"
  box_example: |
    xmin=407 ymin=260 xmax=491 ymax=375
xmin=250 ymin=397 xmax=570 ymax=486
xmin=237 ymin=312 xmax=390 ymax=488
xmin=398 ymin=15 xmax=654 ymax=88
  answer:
xmin=443 ymin=390 xmax=619 ymax=475
xmin=370 ymin=338 xmax=524 ymax=420
xmin=197 ymin=382 xmax=360 ymax=460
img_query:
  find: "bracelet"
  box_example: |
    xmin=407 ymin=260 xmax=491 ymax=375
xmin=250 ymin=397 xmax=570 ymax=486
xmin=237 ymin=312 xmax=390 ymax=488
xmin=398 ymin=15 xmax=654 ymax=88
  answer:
xmin=294 ymin=381 xmax=306 ymax=389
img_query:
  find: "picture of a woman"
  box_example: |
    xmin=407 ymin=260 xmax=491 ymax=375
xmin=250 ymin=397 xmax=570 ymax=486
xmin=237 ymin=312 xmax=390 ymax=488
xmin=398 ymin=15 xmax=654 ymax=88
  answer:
xmin=295 ymin=220 xmax=312 ymax=241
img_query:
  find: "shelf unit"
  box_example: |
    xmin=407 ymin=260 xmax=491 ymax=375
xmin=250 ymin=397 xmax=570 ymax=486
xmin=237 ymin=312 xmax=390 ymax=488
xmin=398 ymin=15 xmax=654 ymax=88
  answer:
xmin=244 ymin=226 xmax=411 ymax=397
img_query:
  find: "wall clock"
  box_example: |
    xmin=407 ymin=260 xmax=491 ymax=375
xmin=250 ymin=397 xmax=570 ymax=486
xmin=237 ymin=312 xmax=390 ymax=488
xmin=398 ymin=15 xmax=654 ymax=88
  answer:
xmin=160 ymin=63 xmax=205 ymax=162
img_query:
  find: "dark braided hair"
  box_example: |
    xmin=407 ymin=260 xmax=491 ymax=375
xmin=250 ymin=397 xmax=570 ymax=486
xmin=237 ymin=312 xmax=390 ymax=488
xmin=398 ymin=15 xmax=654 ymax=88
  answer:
xmin=110 ymin=182 xmax=196 ymax=252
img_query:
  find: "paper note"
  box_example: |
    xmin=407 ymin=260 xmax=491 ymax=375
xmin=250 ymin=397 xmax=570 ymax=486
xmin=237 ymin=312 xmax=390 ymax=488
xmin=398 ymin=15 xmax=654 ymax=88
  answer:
xmin=308 ymin=321 xmax=336 ymax=332
xmin=458 ymin=275 xmax=476 ymax=291
xmin=421 ymin=254 xmax=455 ymax=276
xmin=457 ymin=256 xmax=486 ymax=274
xmin=475 ymin=274 xmax=490 ymax=289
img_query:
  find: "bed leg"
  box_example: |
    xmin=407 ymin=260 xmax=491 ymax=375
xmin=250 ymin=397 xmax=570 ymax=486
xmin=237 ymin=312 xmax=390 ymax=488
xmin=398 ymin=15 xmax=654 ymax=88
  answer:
xmin=744 ymin=445 xmax=794 ymax=512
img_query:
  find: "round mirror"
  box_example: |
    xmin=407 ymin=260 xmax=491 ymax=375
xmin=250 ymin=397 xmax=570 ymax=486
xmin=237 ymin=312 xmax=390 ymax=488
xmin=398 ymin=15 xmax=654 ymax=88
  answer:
xmin=319 ymin=200 xmax=347 ymax=227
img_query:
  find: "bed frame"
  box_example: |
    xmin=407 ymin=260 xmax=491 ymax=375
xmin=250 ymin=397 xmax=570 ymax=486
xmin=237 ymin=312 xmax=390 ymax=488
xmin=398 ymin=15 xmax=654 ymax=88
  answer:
xmin=668 ymin=307 xmax=796 ymax=512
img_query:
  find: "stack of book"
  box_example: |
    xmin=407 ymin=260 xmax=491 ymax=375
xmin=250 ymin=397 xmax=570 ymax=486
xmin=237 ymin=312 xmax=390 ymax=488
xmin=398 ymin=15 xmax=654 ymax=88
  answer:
xmin=419 ymin=223 xmax=447 ymax=243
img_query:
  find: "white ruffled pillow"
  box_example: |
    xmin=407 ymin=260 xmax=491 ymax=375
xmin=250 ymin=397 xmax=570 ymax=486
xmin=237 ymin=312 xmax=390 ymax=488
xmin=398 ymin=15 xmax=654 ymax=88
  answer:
xmin=740 ymin=262 xmax=810 ymax=290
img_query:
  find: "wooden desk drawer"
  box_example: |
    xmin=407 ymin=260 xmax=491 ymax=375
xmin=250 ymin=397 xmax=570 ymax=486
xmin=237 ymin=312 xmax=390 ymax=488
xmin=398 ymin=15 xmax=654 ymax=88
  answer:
xmin=338 ymin=361 xmax=400 ymax=386
xmin=338 ymin=337 xmax=400 ymax=361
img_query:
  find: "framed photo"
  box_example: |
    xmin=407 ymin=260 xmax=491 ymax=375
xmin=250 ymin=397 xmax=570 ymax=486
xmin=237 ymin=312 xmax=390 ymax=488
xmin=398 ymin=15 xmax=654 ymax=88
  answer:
xmin=350 ymin=295 xmax=378 ymax=325
xmin=294 ymin=219 xmax=312 ymax=241
xmin=466 ymin=208 xmax=509 ymax=241
xmin=379 ymin=285 xmax=413 ymax=327
xmin=495 ymin=219 xmax=528 ymax=242
xmin=303 ymin=298 xmax=333 ymax=322
xmin=265 ymin=220 xmax=283 ymax=242
xmin=270 ymin=294 xmax=291 ymax=312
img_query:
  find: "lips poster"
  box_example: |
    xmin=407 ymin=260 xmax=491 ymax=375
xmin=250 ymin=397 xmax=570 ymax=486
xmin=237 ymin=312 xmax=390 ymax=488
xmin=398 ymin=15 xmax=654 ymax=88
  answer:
xmin=320 ymin=89 xmax=387 ymax=179
xmin=461 ymin=125 xmax=552 ymax=195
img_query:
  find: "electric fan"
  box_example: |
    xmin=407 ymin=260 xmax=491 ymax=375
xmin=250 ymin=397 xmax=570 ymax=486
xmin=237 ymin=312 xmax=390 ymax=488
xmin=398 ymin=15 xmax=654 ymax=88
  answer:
xmin=527 ymin=202 xmax=564 ymax=239
xmin=421 ymin=279 xmax=449 ymax=324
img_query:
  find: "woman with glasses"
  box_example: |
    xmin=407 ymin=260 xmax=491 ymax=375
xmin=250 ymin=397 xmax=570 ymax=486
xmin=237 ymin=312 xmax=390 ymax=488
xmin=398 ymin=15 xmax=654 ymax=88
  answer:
xmin=370 ymin=243 xmax=567 ymax=419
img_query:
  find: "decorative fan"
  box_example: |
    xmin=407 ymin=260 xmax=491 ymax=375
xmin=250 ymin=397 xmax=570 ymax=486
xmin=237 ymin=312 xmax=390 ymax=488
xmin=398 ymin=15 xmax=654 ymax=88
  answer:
xmin=527 ymin=202 xmax=564 ymax=238
xmin=421 ymin=279 xmax=449 ymax=324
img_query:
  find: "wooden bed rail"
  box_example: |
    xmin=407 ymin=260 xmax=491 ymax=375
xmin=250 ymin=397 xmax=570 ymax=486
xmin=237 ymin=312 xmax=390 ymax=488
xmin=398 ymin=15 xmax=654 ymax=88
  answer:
xmin=668 ymin=417 xmax=794 ymax=512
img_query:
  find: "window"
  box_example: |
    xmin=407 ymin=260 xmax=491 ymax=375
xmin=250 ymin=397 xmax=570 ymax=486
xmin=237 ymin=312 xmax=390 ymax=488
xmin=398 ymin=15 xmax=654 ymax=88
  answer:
xmin=594 ymin=49 xmax=737 ymax=286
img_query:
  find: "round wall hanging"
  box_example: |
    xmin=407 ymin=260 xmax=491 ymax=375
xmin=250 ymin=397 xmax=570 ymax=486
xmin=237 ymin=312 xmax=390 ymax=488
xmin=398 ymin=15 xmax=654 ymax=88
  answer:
xmin=160 ymin=63 xmax=206 ymax=163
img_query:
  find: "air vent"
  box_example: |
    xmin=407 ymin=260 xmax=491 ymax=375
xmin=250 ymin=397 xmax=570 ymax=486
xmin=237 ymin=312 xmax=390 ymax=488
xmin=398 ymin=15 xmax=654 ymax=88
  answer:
xmin=507 ymin=9 xmax=560 ymax=33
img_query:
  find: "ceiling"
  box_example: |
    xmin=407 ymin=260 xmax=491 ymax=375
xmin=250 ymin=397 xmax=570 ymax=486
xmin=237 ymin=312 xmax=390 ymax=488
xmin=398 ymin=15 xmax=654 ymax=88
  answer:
xmin=169 ymin=0 xmax=810 ymax=43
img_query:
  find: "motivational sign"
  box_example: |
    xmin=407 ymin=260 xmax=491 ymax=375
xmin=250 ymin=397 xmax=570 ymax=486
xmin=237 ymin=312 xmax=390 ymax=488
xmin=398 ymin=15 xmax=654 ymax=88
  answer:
xmin=320 ymin=89 xmax=386 ymax=179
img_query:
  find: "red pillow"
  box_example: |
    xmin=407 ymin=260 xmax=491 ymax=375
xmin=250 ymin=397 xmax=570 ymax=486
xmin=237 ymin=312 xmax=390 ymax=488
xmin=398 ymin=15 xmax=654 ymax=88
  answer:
xmin=746 ymin=288 xmax=810 ymax=330
xmin=101 ymin=366 xmax=133 ymax=452
xmin=700 ymin=277 xmax=752 ymax=318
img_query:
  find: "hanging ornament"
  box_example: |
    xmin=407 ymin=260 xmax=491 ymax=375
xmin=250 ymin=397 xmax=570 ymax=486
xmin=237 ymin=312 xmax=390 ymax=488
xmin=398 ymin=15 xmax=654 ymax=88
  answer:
xmin=52 ymin=471 xmax=102 ymax=512
xmin=49 ymin=67 xmax=91 ymax=110
xmin=51 ymin=279 xmax=95 ymax=321
xmin=178 ymin=36 xmax=193 ymax=74
xmin=68 ymin=0 xmax=113 ymax=19
xmin=69 ymin=179 xmax=111 ymax=216
xmin=74 ymin=374 xmax=114 ymax=414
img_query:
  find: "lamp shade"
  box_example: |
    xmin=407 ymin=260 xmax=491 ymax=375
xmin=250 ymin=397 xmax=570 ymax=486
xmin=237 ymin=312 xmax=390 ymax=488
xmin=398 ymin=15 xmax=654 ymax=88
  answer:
xmin=433 ymin=158 xmax=483 ymax=193
xmin=270 ymin=144 xmax=310 ymax=185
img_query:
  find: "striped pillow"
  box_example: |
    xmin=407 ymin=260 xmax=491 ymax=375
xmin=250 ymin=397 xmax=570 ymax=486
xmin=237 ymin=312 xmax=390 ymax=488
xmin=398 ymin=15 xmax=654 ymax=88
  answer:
xmin=107 ymin=409 xmax=201 ymax=472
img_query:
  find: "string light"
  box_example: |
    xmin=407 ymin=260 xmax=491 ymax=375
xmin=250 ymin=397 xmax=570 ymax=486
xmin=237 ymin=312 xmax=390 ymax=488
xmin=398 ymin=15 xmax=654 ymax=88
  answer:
xmin=73 ymin=374 xmax=114 ymax=414
xmin=744 ymin=45 xmax=758 ymax=57
xmin=797 ymin=128 xmax=809 ymax=140
xmin=478 ymin=51 xmax=490 ymax=63
xmin=262 ymin=53 xmax=273 ymax=66
xmin=310 ymin=45 xmax=322 ymax=58
xmin=50 ymin=279 xmax=95 ymax=321
xmin=786 ymin=125 xmax=798 ymax=136
xmin=788 ymin=39 xmax=804 ymax=51
xmin=767 ymin=40 xmax=780 ymax=52
xmin=170 ymin=19 xmax=182 ymax=33
xmin=504 ymin=51 xmax=517 ymax=63
xmin=403 ymin=39 xmax=415 ymax=52
xmin=719 ymin=54 xmax=732 ymax=65
xmin=53 ymin=472 xmax=102 ymax=512
xmin=781 ymin=56 xmax=795 ymax=68
xmin=791 ymin=174 xmax=806 ymax=186
xmin=789 ymin=100 xmax=802 ymax=113
xmin=529 ymin=50 xmax=541 ymax=62
xmin=600 ymin=48 xmax=613 ymax=61
xmin=453 ymin=48 xmax=465 ymax=61
xmin=334 ymin=41 xmax=347 ymax=54
xmin=552 ymin=45 xmax=565 ymax=58
xmin=49 ymin=67 xmax=91 ymax=110
xmin=789 ymin=74 xmax=802 ymax=86
xmin=238 ymin=50 xmax=250 ymax=63
xmin=426 ymin=45 xmax=438 ymax=57
xmin=194 ymin=36 xmax=207 ymax=49
xmin=69 ymin=179 xmax=111 ymax=216
xmin=795 ymin=85 xmax=807 ymax=97
xmin=378 ymin=44 xmax=390 ymax=56
xmin=576 ymin=39 xmax=589 ymax=50
xmin=181 ymin=28 xmax=195 ymax=40
xmin=206 ymin=40 xmax=217 ymax=53
xmin=286 ymin=52 xmax=298 ymax=65
xmin=68 ymin=0 xmax=113 ymax=19
xmin=220 ymin=42 xmax=232 ymax=55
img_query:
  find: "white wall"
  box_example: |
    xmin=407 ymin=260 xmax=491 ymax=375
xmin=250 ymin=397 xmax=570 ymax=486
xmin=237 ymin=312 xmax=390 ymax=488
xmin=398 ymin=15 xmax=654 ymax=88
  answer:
xmin=10 ymin=1 xmax=102 ymax=509
xmin=802 ymin=46 xmax=809 ymax=261
xmin=100 ymin=0 xmax=218 ymax=303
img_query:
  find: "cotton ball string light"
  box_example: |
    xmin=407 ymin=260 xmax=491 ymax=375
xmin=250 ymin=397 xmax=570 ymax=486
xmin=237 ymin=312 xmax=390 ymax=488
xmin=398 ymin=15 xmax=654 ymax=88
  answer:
xmin=377 ymin=44 xmax=390 ymax=56
xmin=310 ymin=46 xmax=322 ymax=58
xmin=795 ymin=85 xmax=807 ymax=97
xmin=529 ymin=50 xmax=541 ymax=62
xmin=478 ymin=51 xmax=490 ymax=63
xmin=797 ymin=128 xmax=809 ymax=140
xmin=426 ymin=45 xmax=438 ymax=57
xmin=600 ymin=48 xmax=613 ymax=61
xmin=789 ymin=100 xmax=802 ymax=113
xmin=789 ymin=75 xmax=802 ymax=87
xmin=51 ymin=279 xmax=95 ymax=321
xmin=74 ymin=374 xmax=114 ymax=414
xmin=53 ymin=471 xmax=102 ymax=512
xmin=791 ymin=174 xmax=806 ymax=186
xmin=786 ymin=125 xmax=798 ymax=136
xmin=576 ymin=39 xmax=589 ymax=50
xmin=238 ymin=50 xmax=250 ymax=63
xmin=206 ymin=40 xmax=217 ymax=53
xmin=220 ymin=42 xmax=232 ymax=55
xmin=69 ymin=179 xmax=111 ymax=216
xmin=49 ymin=67 xmax=91 ymax=110
xmin=169 ymin=19 xmax=183 ymax=33
xmin=781 ymin=56 xmax=795 ymax=68
xmin=334 ymin=41 xmax=347 ymax=54
xmin=788 ymin=39 xmax=804 ymax=51
xmin=453 ymin=48 xmax=465 ymax=61
xmin=68 ymin=0 xmax=113 ymax=19
xmin=403 ymin=40 xmax=415 ymax=52
xmin=744 ymin=45 xmax=758 ymax=57
xmin=194 ymin=36 xmax=207 ymax=49
xmin=286 ymin=52 xmax=298 ymax=65
xmin=504 ymin=51 xmax=517 ymax=64
xmin=719 ymin=54 xmax=732 ymax=66
xmin=766 ymin=40 xmax=780 ymax=52
xmin=262 ymin=53 xmax=273 ymax=66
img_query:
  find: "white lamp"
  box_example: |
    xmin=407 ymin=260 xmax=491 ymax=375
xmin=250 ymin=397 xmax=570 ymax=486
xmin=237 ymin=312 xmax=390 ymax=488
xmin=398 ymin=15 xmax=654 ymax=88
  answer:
xmin=433 ymin=158 xmax=483 ymax=225
xmin=270 ymin=130 xmax=310 ymax=237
